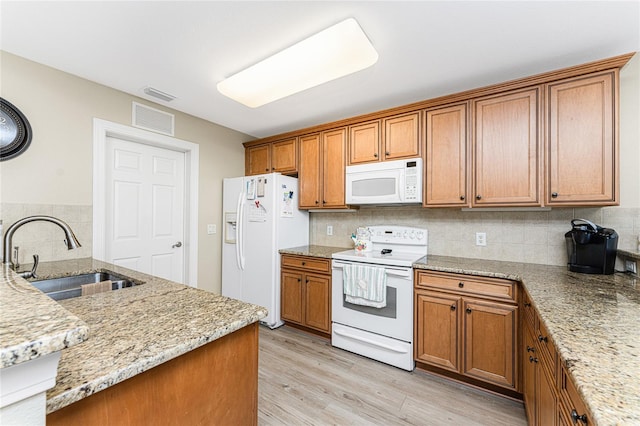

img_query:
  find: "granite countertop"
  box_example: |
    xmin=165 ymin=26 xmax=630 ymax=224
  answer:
xmin=0 ymin=265 xmax=89 ymax=369
xmin=413 ymin=255 xmax=639 ymax=426
xmin=2 ymin=258 xmax=267 ymax=413
xmin=279 ymin=244 xmax=349 ymax=259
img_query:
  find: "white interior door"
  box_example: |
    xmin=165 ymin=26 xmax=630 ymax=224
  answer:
xmin=105 ymin=136 xmax=185 ymax=282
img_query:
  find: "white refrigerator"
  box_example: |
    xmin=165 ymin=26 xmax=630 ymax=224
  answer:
xmin=222 ymin=173 xmax=309 ymax=328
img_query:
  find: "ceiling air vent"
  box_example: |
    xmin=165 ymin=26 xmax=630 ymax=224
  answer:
xmin=132 ymin=102 xmax=175 ymax=136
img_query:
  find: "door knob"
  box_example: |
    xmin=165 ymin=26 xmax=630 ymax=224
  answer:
xmin=172 ymin=241 xmax=183 ymax=248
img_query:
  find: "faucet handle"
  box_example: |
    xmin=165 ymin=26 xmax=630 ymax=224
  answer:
xmin=18 ymin=254 xmax=39 ymax=279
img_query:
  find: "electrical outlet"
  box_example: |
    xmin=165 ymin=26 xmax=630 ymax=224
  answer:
xmin=476 ymin=232 xmax=487 ymax=246
xmin=207 ymin=224 xmax=216 ymax=235
xmin=625 ymin=260 xmax=638 ymax=274
xmin=326 ymin=225 xmax=333 ymax=236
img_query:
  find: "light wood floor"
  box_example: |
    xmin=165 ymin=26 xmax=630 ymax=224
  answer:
xmin=258 ymin=326 xmax=527 ymax=426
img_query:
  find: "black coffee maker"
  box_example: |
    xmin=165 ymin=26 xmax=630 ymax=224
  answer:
xmin=565 ymin=219 xmax=618 ymax=274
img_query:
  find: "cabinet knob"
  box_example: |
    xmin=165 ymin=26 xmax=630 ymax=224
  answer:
xmin=305 ymin=279 xmax=309 ymax=284
xmin=450 ymin=304 xmax=456 ymax=311
xmin=529 ymin=356 xmax=538 ymax=364
xmin=315 ymin=200 xmax=319 ymax=205
xmin=272 ymin=167 xmax=275 ymax=171
xmin=266 ymin=168 xmax=270 ymax=172
xmin=385 ymin=151 xmax=390 ymax=156
xmin=301 ymin=261 xmax=306 ymax=266
xmin=465 ymin=307 xmax=472 ymax=314
xmin=460 ymin=195 xmax=465 ymax=201
xmin=524 ymin=302 xmax=531 ymax=307
xmin=323 ymin=200 xmax=327 ymax=204
xmin=551 ymin=192 xmax=558 ymax=198
xmin=458 ymin=282 xmax=464 ymax=288
xmin=476 ymin=195 xmax=482 ymax=200
xmin=538 ymin=335 xmax=548 ymax=343
xmin=526 ymin=345 xmax=535 ymax=353
xmin=571 ymin=409 xmax=588 ymax=425
xmin=374 ymin=153 xmax=378 ymax=158
xmin=297 ymin=278 xmax=301 ymax=282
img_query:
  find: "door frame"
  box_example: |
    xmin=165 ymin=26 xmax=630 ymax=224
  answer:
xmin=92 ymin=118 xmax=199 ymax=287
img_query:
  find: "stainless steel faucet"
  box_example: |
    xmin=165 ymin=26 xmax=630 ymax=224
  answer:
xmin=2 ymin=215 xmax=81 ymax=278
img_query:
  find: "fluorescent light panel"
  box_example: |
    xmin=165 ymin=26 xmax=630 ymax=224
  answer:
xmin=217 ymin=18 xmax=378 ymax=108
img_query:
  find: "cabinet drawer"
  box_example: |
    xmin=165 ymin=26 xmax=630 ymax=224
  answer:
xmin=559 ymin=366 xmax=592 ymax=426
xmin=536 ymin=318 xmax=557 ymax=372
xmin=416 ymin=271 xmax=517 ymax=302
xmin=522 ymin=291 xmax=535 ymax=331
xmin=281 ymin=255 xmax=331 ymax=273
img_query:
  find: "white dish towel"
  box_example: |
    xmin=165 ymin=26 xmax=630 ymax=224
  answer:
xmin=342 ymin=264 xmax=387 ymax=308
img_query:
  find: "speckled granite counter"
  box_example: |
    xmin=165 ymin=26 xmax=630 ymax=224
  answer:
xmin=279 ymin=244 xmax=348 ymax=258
xmin=3 ymin=258 xmax=267 ymax=414
xmin=413 ymin=255 xmax=639 ymax=426
xmin=0 ymin=265 xmax=88 ymax=368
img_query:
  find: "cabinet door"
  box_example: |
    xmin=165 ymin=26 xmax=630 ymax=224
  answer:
xmin=425 ymin=103 xmax=468 ymax=206
xmin=272 ymin=138 xmax=297 ymax=174
xmin=547 ymin=72 xmax=616 ymax=205
xmin=349 ymin=120 xmax=380 ymax=164
xmin=415 ymin=291 xmax=460 ymax=372
xmin=322 ymin=128 xmax=347 ymax=208
xmin=281 ymin=271 xmax=303 ymax=324
xmin=304 ymin=274 xmax=331 ymax=333
xmin=473 ymin=88 xmax=541 ymax=206
xmin=463 ymin=299 xmax=518 ymax=389
xmin=298 ymin=134 xmax=322 ymax=209
xmin=383 ymin=112 xmax=420 ymax=160
xmin=245 ymin=144 xmax=271 ymax=176
xmin=523 ymin=322 xmax=537 ymax=425
xmin=536 ymin=360 xmax=559 ymax=426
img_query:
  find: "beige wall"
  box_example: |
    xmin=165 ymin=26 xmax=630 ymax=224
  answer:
xmin=0 ymin=51 xmax=249 ymax=293
xmin=311 ymin=53 xmax=640 ymax=263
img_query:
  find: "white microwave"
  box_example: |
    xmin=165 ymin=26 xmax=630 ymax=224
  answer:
xmin=346 ymin=158 xmax=423 ymax=205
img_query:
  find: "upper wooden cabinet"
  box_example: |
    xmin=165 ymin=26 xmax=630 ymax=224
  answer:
xmin=245 ymin=137 xmax=297 ymax=176
xmin=546 ymin=71 xmax=618 ymax=206
xmin=472 ymin=87 xmax=541 ymax=207
xmin=383 ymin=112 xmax=421 ymax=160
xmin=424 ymin=103 xmax=469 ymax=207
xmin=298 ymin=128 xmax=349 ymax=209
xmin=348 ymin=112 xmax=420 ymax=165
xmin=349 ymin=120 xmax=380 ymax=164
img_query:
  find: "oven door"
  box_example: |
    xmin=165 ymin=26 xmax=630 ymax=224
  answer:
xmin=331 ymin=259 xmax=413 ymax=342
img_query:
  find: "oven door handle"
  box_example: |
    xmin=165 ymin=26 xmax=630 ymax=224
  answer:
xmin=333 ymin=329 xmax=410 ymax=354
xmin=333 ymin=262 xmax=411 ymax=278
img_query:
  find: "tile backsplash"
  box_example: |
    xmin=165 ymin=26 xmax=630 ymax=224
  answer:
xmin=1 ymin=203 xmax=93 ymax=266
xmin=310 ymin=206 xmax=640 ymax=267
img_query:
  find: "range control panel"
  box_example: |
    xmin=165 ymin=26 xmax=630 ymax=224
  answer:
xmin=367 ymin=225 xmax=428 ymax=246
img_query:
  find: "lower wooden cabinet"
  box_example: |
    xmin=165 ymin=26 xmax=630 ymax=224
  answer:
xmin=521 ymin=289 xmax=591 ymax=426
xmin=280 ymin=254 xmax=331 ymax=335
xmin=414 ymin=270 xmax=519 ymax=394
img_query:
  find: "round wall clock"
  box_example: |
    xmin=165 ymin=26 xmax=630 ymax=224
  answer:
xmin=1 ymin=98 xmax=33 ymax=161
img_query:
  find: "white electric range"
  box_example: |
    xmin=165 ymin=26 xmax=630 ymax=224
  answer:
xmin=331 ymin=225 xmax=427 ymax=371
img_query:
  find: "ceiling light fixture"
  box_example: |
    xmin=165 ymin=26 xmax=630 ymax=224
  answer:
xmin=217 ymin=18 xmax=378 ymax=108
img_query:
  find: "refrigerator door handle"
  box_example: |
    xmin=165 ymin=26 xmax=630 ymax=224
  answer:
xmin=238 ymin=192 xmax=246 ymax=270
xmin=235 ymin=192 xmax=244 ymax=270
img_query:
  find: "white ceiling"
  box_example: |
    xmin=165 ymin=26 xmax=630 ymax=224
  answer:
xmin=1 ymin=1 xmax=639 ymax=139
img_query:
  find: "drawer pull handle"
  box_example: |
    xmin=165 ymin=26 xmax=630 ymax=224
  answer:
xmin=571 ymin=409 xmax=588 ymax=425
xmin=529 ymin=356 xmax=538 ymax=364
xmin=526 ymin=345 xmax=535 ymax=353
xmin=465 ymin=307 xmax=472 ymax=314
xmin=458 ymin=282 xmax=464 ymax=288
xmin=450 ymin=304 xmax=456 ymax=311
xmin=538 ymin=335 xmax=548 ymax=343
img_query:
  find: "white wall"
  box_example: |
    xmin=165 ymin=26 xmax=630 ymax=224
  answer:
xmin=0 ymin=51 xmax=249 ymax=294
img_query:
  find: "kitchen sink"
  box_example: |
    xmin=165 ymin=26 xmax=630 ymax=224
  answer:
xmin=31 ymin=272 xmax=140 ymax=301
